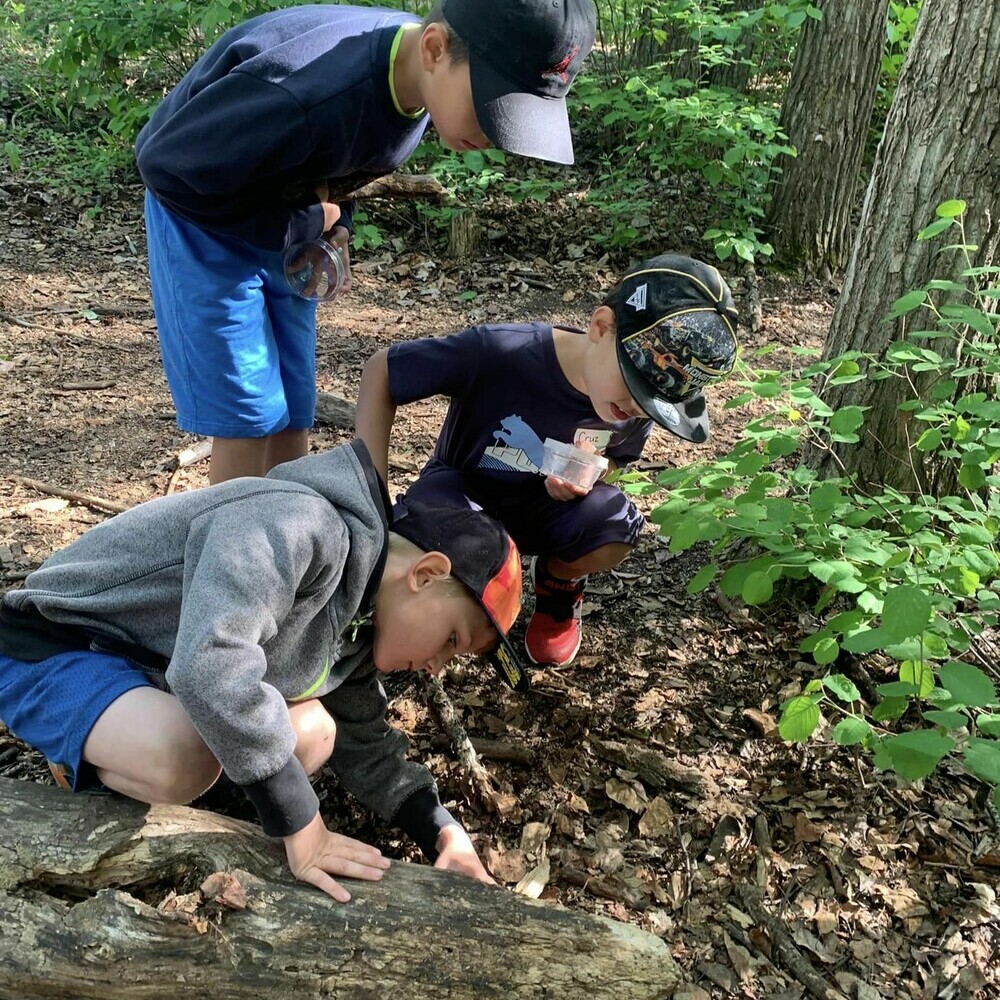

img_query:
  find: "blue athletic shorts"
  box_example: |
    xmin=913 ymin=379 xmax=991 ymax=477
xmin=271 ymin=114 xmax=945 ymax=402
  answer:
xmin=398 ymin=465 xmax=645 ymax=563
xmin=0 ymin=649 xmax=155 ymax=791
xmin=145 ymin=190 xmax=319 ymax=438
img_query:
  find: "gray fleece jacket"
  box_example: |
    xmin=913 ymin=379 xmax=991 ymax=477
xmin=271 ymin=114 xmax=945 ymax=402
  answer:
xmin=0 ymin=442 xmax=452 ymax=849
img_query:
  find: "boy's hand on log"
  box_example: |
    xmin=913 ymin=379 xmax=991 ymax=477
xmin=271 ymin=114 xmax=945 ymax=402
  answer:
xmin=284 ymin=813 xmax=390 ymax=902
xmin=434 ymin=824 xmax=495 ymax=884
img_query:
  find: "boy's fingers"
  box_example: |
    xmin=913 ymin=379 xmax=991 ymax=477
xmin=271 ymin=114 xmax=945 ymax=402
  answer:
xmin=321 ymin=857 xmax=389 ymax=882
xmin=303 ymin=868 xmax=351 ymax=903
xmin=332 ymin=833 xmax=390 ymax=864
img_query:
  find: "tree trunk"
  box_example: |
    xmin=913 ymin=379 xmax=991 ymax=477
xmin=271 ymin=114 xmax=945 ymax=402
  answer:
xmin=0 ymin=778 xmax=680 ymax=1000
xmin=766 ymin=0 xmax=891 ymax=277
xmin=812 ymin=0 xmax=1000 ymax=494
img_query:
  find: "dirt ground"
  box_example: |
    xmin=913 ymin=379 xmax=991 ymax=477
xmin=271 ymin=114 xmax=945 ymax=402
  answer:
xmin=1 ymin=184 xmax=998 ymax=999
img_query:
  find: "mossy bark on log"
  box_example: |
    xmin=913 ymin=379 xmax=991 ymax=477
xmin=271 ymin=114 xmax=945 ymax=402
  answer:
xmin=0 ymin=778 xmax=679 ymax=1000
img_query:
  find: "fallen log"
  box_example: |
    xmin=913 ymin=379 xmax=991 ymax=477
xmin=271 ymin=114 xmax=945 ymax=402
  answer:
xmin=0 ymin=778 xmax=679 ymax=1000
xmin=314 ymin=390 xmax=356 ymax=429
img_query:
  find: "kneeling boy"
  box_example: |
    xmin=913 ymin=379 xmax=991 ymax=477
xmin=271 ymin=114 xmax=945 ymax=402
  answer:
xmin=357 ymin=254 xmax=738 ymax=668
xmin=0 ymin=441 xmax=525 ymax=901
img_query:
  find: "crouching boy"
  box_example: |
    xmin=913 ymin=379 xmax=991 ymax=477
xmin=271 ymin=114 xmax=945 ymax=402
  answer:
xmin=357 ymin=254 xmax=739 ymax=669
xmin=0 ymin=441 xmax=526 ymax=901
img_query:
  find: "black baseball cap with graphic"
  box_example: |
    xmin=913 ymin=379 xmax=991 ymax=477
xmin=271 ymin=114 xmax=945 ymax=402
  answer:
xmin=609 ymin=254 xmax=739 ymax=443
xmin=392 ymin=501 xmax=529 ymax=691
xmin=442 ymin=0 xmax=596 ymax=165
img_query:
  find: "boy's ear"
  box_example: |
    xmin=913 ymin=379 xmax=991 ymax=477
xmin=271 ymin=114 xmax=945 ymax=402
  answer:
xmin=588 ymin=305 xmax=616 ymax=344
xmin=408 ymin=550 xmax=452 ymax=591
xmin=420 ymin=23 xmax=448 ymax=69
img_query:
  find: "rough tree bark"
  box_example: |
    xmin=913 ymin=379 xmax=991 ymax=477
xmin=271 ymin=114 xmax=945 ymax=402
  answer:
xmin=765 ymin=0 xmax=891 ymax=277
xmin=811 ymin=0 xmax=1000 ymax=494
xmin=0 ymin=778 xmax=679 ymax=1000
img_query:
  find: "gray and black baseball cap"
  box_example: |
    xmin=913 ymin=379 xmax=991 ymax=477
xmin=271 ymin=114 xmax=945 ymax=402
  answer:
xmin=443 ymin=0 xmax=596 ymax=165
xmin=610 ymin=255 xmax=739 ymax=443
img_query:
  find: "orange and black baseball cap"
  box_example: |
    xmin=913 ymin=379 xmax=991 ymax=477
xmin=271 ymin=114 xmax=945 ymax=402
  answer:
xmin=391 ymin=501 xmax=528 ymax=691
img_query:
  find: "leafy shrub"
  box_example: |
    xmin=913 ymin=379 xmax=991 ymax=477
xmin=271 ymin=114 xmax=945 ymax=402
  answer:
xmin=631 ymin=204 xmax=1000 ymax=806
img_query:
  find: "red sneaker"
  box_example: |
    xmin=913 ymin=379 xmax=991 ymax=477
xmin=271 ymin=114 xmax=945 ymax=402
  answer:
xmin=524 ymin=557 xmax=587 ymax=666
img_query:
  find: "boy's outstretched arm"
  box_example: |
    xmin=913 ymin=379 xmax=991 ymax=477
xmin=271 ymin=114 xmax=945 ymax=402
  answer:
xmin=356 ymin=347 xmax=396 ymax=483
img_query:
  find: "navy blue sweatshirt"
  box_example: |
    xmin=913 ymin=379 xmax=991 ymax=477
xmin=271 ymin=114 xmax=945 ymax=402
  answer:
xmin=136 ymin=6 xmax=429 ymax=251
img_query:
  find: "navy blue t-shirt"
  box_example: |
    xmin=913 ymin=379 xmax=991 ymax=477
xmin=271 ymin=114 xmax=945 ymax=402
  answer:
xmin=387 ymin=324 xmax=653 ymax=484
xmin=136 ymin=6 xmax=429 ymax=250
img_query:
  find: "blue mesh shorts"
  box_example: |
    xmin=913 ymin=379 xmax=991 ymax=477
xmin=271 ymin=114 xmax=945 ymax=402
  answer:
xmin=145 ymin=190 xmax=319 ymax=438
xmin=0 ymin=649 xmax=155 ymax=791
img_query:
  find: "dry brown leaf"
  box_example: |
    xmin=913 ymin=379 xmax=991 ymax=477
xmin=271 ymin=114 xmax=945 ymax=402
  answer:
xmin=566 ymin=791 xmax=590 ymax=814
xmin=875 ymin=884 xmax=929 ymax=919
xmin=793 ymin=813 xmax=822 ymax=844
xmin=487 ymin=845 xmax=527 ymax=884
xmin=605 ymin=776 xmax=648 ymax=813
xmin=520 ymin=821 xmax=550 ymax=857
xmin=200 ymin=871 xmax=247 ymax=910
xmin=724 ymin=931 xmax=756 ymax=982
xmin=638 ymin=796 xmax=675 ymax=839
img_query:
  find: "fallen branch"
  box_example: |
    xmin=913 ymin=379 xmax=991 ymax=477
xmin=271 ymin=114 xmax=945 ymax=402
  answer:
xmin=588 ymin=738 xmax=705 ymax=794
xmin=559 ymin=866 xmax=650 ymax=912
xmin=348 ymin=173 xmax=446 ymax=202
xmin=423 ymin=674 xmax=499 ymax=812
xmin=10 ymin=475 xmax=128 ymax=515
xmin=314 ymin=391 xmax=356 ymax=429
xmin=734 ymin=884 xmax=847 ymax=1000
xmin=431 ymin=735 xmax=536 ymax=766
xmin=0 ymin=778 xmax=679 ymax=999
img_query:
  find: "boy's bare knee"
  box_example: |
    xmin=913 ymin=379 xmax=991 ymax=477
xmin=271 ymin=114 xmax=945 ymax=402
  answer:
xmin=152 ymin=737 xmax=221 ymax=804
xmin=291 ymin=702 xmax=337 ymax=776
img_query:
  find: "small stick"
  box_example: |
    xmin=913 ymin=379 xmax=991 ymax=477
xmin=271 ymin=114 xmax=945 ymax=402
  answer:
xmin=431 ymin=736 xmax=535 ymax=766
xmin=422 ymin=674 xmax=498 ymax=811
xmin=743 ymin=262 xmax=762 ymax=333
xmin=55 ymin=380 xmax=115 ymax=391
xmin=558 ymin=866 xmax=649 ymax=912
xmin=735 ymin=885 xmax=847 ymax=1000
xmin=10 ymin=475 xmax=129 ymax=515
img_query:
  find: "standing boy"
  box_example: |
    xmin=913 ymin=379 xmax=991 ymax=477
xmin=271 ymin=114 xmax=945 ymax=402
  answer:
xmin=136 ymin=0 xmax=596 ymax=484
xmin=0 ymin=440 xmax=526 ymax=901
xmin=356 ymin=255 xmax=739 ymax=668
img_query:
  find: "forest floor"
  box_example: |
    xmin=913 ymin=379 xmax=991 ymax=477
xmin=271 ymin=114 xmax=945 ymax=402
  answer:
xmin=1 ymin=180 xmax=998 ymax=1000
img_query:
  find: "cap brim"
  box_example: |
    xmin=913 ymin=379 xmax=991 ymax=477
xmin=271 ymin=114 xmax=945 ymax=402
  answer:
xmin=616 ymin=337 xmax=711 ymax=443
xmin=469 ymin=56 xmax=574 ymax=165
xmin=487 ymin=630 xmax=530 ymax=692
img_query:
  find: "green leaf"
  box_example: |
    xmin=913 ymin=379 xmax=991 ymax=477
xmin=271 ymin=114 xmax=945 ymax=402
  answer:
xmin=742 ymin=572 xmax=774 ymax=605
xmin=935 ymin=199 xmax=967 ymax=218
xmin=813 ymin=637 xmax=840 ymax=666
xmin=829 ymin=406 xmax=865 ymax=435
xmin=899 ymin=660 xmax=935 ymax=698
xmin=914 ymin=428 xmax=943 ymax=451
xmin=823 ymin=674 xmax=860 ymax=702
xmin=881 ymin=730 xmax=955 ymax=781
xmin=686 ymin=563 xmax=717 ymax=595
xmin=779 ymin=697 xmax=821 ymax=742
xmin=832 ymin=716 xmax=872 ymax=746
xmin=959 ymin=464 xmax=987 ymax=490
xmin=891 ymin=290 xmax=926 ymax=317
xmin=964 ymin=738 xmax=1000 ymax=784
xmin=939 ymin=660 xmax=998 ymax=708
xmin=923 ymin=710 xmax=968 ymax=730
xmin=976 ymin=714 xmax=1000 ymax=737
xmin=872 ymin=696 xmax=909 ymax=721
xmin=917 ymin=218 xmax=953 ymax=241
xmin=878 ymin=681 xmax=921 ymax=698
xmin=881 ymin=584 xmax=933 ymax=642
xmin=667 ymin=516 xmax=701 ymax=552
